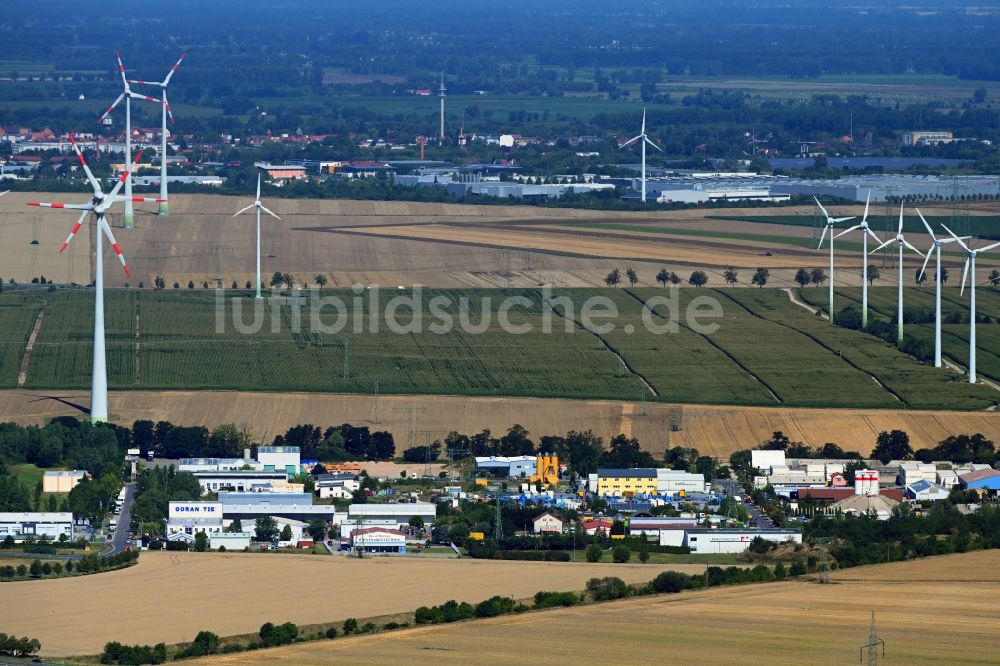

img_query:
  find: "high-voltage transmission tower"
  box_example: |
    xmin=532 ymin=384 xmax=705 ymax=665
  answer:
xmin=859 ymin=611 xmax=886 ymax=666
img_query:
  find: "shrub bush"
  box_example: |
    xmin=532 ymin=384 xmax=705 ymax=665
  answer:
xmin=650 ymin=570 xmax=693 ymax=594
xmin=475 ymin=595 xmax=515 ymax=618
xmin=611 ymin=544 xmax=631 ymax=563
xmin=533 ymin=590 xmax=580 ymax=609
xmin=325 ymin=627 xmax=338 ymax=639
xmin=586 ymin=576 xmax=628 ymax=601
xmin=174 ymin=631 xmax=220 ymax=659
xmin=100 ymin=641 xmax=167 ymax=665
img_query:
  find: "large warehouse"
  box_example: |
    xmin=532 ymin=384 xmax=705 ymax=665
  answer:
xmin=347 ymin=502 xmax=437 ymax=529
xmin=0 ymin=512 xmax=74 ymax=542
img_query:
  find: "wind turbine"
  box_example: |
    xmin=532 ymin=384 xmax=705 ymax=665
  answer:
xmin=834 ymin=191 xmax=882 ymax=327
xmin=871 ymin=204 xmax=924 ymax=343
xmin=941 ymin=224 xmax=1000 ymax=384
xmin=916 ymin=210 xmax=967 ymax=368
xmin=26 ymin=134 xmax=161 ymax=422
xmin=621 ymin=109 xmax=662 ymax=203
xmin=233 ymin=173 xmax=280 ymax=299
xmin=814 ymin=197 xmax=855 ymax=322
xmin=128 ymin=53 xmax=185 ymax=216
xmin=98 ymin=51 xmax=163 ymax=229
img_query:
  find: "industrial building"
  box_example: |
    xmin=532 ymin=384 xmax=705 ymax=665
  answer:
xmin=769 ymin=174 xmax=1000 ymax=203
xmin=42 ymin=470 xmax=87 ymax=493
xmin=589 ymin=469 xmax=659 ymax=496
xmin=219 ymin=494 xmax=340 ymax=524
xmin=959 ymin=469 xmax=1000 ymax=492
xmin=681 ymin=528 xmax=802 ymax=554
xmin=905 ymin=480 xmax=950 ymax=502
xmin=476 ymin=455 xmax=538 ymax=479
xmin=656 ymin=469 xmax=708 ymax=494
xmin=208 ymin=532 xmax=252 ymax=550
xmin=0 ymin=512 xmax=74 ymax=542
xmin=346 ymin=527 xmax=407 ymax=554
xmin=191 ymin=470 xmax=289 ymax=494
xmin=315 ymin=472 xmax=360 ymax=499
xmin=346 ymin=502 xmax=436 ymax=529
xmin=902 ymin=131 xmax=954 ymax=146
xmin=257 ymin=446 xmax=301 ymax=474
xmin=897 ymin=462 xmax=939 ymax=486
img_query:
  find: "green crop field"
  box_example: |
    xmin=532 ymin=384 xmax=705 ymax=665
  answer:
xmin=0 ymin=287 xmax=995 ymax=410
xmin=795 ymin=285 xmax=1000 ymax=382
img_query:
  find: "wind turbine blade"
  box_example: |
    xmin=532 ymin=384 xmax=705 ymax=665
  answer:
xmin=866 ymin=228 xmax=882 ymax=244
xmin=98 ymin=92 xmax=125 ymax=123
xmin=127 ymin=78 xmax=164 ymax=86
xmin=130 ymin=92 xmax=164 ymax=105
xmin=233 ymin=204 xmax=255 ymax=217
xmin=979 ymin=240 xmax=1000 ymax=253
xmin=832 ymin=216 xmax=855 ymax=223
xmin=918 ymin=246 xmax=933 ymax=280
xmin=162 ymin=53 xmax=186 ymax=86
xmin=100 ymin=216 xmax=131 ymax=278
xmin=902 ymin=238 xmax=924 ymax=256
xmin=813 ymin=196 xmax=830 ymax=220
xmin=108 ymin=150 xmax=144 ymax=198
xmin=165 ymin=101 xmax=174 ymax=125
xmin=67 ymin=133 xmax=101 ymax=192
xmin=115 ymin=50 xmax=129 ymax=87
xmin=960 ymin=257 xmax=970 ymax=296
xmin=0 ymin=191 xmax=8 ymax=198
xmin=59 ymin=210 xmax=90 ymax=253
xmin=862 ymin=191 xmax=871 ymax=224
xmin=256 ymin=173 xmax=261 ymax=201
xmin=620 ymin=135 xmax=641 ymax=147
xmin=897 ymin=203 xmax=904 ymax=234
xmin=834 ymin=224 xmax=861 ymax=238
xmin=916 ymin=208 xmax=935 ymax=239
xmin=641 ymin=108 xmax=646 ymax=134
xmin=260 ymin=206 xmax=281 ymax=220
xmin=26 ymin=202 xmax=90 ymax=210
xmin=871 ymin=238 xmax=894 ymax=254
xmin=130 ymin=196 xmax=167 ymax=203
xmin=817 ymin=225 xmax=829 ymax=249
xmin=940 ymin=224 xmax=971 ymax=252
xmin=644 ymin=137 xmax=663 ymax=152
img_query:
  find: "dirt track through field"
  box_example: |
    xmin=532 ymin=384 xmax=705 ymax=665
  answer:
xmin=188 ymin=551 xmax=1000 ymax=666
xmin=0 ymin=552 xmax=714 ymax=657
xmin=0 ymin=390 xmax=996 ymax=457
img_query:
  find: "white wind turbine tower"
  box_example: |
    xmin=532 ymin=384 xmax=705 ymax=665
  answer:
xmin=621 ymin=109 xmax=662 ymax=202
xmin=871 ymin=203 xmax=924 ymax=343
xmin=128 ymin=53 xmax=185 ymax=216
xmin=941 ymin=224 xmax=1000 ymax=384
xmin=233 ymin=173 xmax=280 ymax=299
xmin=916 ymin=210 xmax=967 ymax=368
xmin=834 ymin=191 xmax=882 ymax=327
xmin=814 ymin=197 xmax=855 ymax=322
xmin=99 ymin=51 xmax=163 ymax=229
xmin=27 ymin=135 xmax=160 ymax=422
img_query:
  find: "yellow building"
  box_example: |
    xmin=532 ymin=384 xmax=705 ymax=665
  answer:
xmin=531 ymin=454 xmax=559 ymax=486
xmin=42 ymin=470 xmax=88 ymax=494
xmin=595 ymin=468 xmax=658 ymax=497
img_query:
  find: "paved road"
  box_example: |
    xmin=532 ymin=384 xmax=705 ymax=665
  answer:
xmin=107 ymin=482 xmax=136 ymax=556
xmin=722 ymin=479 xmax=775 ymax=528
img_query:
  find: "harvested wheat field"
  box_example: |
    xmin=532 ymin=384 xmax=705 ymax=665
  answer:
xmin=1 ymin=390 xmax=996 ymax=457
xmin=0 ymin=551 xmax=713 ymax=657
xmin=0 ymin=192 xmax=872 ymax=288
xmin=190 ymin=551 xmax=1000 ymax=666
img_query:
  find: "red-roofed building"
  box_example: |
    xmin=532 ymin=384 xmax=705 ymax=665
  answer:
xmin=581 ymin=519 xmax=613 ymax=535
